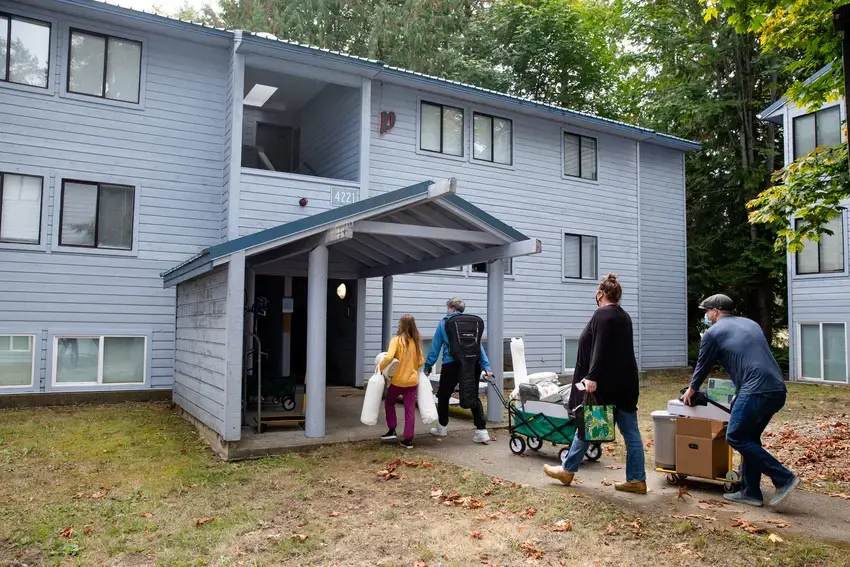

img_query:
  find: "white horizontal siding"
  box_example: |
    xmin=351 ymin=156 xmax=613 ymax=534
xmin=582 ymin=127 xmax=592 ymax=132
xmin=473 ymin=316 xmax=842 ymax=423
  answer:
xmin=0 ymin=1 xmax=229 ymax=393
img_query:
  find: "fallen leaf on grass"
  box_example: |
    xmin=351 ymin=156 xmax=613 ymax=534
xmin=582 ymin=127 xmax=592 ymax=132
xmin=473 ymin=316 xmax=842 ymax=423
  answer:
xmin=90 ymin=491 xmax=107 ymax=499
xmin=59 ymin=526 xmax=74 ymax=538
xmin=696 ymin=504 xmax=715 ymax=511
xmin=603 ymin=524 xmax=618 ymax=536
xmin=430 ymin=488 xmax=443 ymax=499
xmin=421 ymin=461 xmax=434 ymax=468
xmin=677 ymin=486 xmax=691 ymax=501
xmin=403 ymin=460 xmax=419 ymax=468
xmin=518 ymin=507 xmax=537 ymax=519
xmin=551 ymin=520 xmax=571 ymax=532
xmin=518 ymin=541 xmax=544 ymax=560
xmin=483 ymin=489 xmax=492 ymax=496
xmin=195 ymin=517 xmax=215 ymax=527
xmin=765 ymin=519 xmax=790 ymax=528
xmin=291 ymin=534 xmax=309 ymax=542
xmin=604 ymin=465 xmax=623 ymax=470
xmin=671 ymin=514 xmax=716 ymax=521
xmin=698 ymin=498 xmax=730 ymax=507
xmin=630 ymin=520 xmax=643 ymax=535
xmin=83 ymin=527 xmax=93 ymax=536
xmin=768 ymin=533 xmax=785 ymax=543
xmin=71 ymin=493 xmax=84 ymax=499
xmin=469 ymin=530 xmax=483 ymax=539
xmin=140 ymin=512 xmax=153 ymax=518
xmin=414 ymin=561 xmax=428 ymax=567
xmin=328 ymin=511 xmax=341 ymax=517
xmin=644 ymin=440 xmax=654 ymax=449
xmin=730 ymin=518 xmax=766 ymax=534
xmin=601 ymin=480 xmax=613 ymax=486
xmin=832 ymin=493 xmax=850 ymax=500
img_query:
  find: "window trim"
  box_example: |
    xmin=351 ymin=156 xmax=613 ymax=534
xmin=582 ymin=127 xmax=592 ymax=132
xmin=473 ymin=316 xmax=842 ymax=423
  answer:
xmin=469 ymin=258 xmax=514 ymax=278
xmin=49 ymin=333 xmax=150 ymax=389
xmin=416 ymin=98 xmax=466 ymax=161
xmin=0 ymin=172 xmax=44 ymax=246
xmin=792 ymin=104 xmax=842 ymax=161
xmin=56 ymin=178 xmax=138 ymax=255
xmin=0 ymin=332 xmax=38 ymax=390
xmin=561 ymin=231 xmax=599 ymax=282
xmin=0 ymin=9 xmax=58 ymax=96
xmin=562 ymin=130 xmax=598 ymax=182
xmin=562 ymin=336 xmax=579 ymax=376
xmin=471 ymin=111 xmax=514 ymax=167
xmin=797 ymin=322 xmax=849 ymax=383
xmin=66 ymin=27 xmax=143 ymax=104
xmin=793 ymin=212 xmax=848 ymax=278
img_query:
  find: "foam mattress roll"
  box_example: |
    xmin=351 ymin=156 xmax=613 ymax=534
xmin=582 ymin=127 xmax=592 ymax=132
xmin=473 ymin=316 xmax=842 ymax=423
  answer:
xmin=360 ymin=353 xmax=387 ymax=426
xmin=417 ymin=371 xmax=439 ymax=424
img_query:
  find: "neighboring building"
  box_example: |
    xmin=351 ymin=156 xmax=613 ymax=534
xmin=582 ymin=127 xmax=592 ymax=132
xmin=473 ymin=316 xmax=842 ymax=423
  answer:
xmin=760 ymin=62 xmax=849 ymax=385
xmin=0 ymin=0 xmax=697 ymax=444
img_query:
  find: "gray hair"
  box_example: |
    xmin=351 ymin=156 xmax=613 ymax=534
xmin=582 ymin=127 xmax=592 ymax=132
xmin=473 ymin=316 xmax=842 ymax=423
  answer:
xmin=446 ymin=296 xmax=466 ymax=313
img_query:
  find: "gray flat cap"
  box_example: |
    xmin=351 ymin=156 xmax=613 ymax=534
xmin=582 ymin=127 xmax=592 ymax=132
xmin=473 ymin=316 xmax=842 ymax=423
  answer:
xmin=699 ymin=294 xmax=734 ymax=311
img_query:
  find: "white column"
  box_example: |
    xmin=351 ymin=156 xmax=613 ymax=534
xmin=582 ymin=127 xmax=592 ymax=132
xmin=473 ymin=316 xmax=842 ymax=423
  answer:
xmin=359 ymin=77 xmax=372 ymax=200
xmin=355 ymin=278 xmax=367 ymax=386
xmin=305 ymin=245 xmax=329 ymax=437
xmin=223 ymin=251 xmax=247 ymax=440
xmin=282 ymin=276 xmax=293 ymax=377
xmin=381 ymin=275 xmax=393 ymax=350
xmin=486 ymin=258 xmax=505 ymax=423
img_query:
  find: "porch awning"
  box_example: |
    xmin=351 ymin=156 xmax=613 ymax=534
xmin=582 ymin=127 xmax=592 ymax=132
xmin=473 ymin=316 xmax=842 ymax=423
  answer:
xmin=161 ymin=179 xmax=541 ymax=287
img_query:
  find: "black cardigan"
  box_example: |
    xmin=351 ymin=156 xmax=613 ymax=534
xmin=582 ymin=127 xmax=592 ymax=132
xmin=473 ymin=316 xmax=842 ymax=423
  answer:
xmin=568 ymin=305 xmax=640 ymax=412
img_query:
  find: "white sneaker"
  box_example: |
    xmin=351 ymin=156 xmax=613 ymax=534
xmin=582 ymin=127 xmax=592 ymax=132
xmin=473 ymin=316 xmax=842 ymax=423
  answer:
xmin=430 ymin=425 xmax=448 ymax=437
xmin=473 ymin=429 xmax=491 ymax=444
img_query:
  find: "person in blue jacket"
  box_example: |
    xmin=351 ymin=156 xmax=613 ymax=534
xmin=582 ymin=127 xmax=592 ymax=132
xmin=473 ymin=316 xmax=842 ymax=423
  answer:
xmin=424 ymin=297 xmax=493 ymax=444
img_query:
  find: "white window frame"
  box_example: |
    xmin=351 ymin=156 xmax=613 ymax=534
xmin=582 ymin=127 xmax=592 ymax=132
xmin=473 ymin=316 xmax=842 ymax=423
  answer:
xmin=796 ymin=322 xmax=848 ymax=383
xmin=792 ymin=211 xmax=849 ymax=279
xmin=49 ymin=332 xmax=150 ymax=389
xmin=0 ymin=8 xmax=57 ymax=97
xmin=52 ymin=175 xmax=141 ymax=257
xmin=561 ymin=127 xmax=599 ymax=184
xmin=59 ymin=22 xmax=147 ymax=110
xmin=468 ymin=258 xmax=515 ymax=278
xmin=562 ymin=336 xmax=579 ymax=376
xmin=561 ymin=230 xmax=599 ymax=283
xmin=415 ymin=96 xmax=467 ymax=162
xmin=792 ymin=104 xmax=842 ymax=160
xmin=470 ymin=109 xmax=516 ymax=170
xmin=0 ymin=331 xmax=38 ymax=391
xmin=0 ymin=165 xmax=48 ymax=252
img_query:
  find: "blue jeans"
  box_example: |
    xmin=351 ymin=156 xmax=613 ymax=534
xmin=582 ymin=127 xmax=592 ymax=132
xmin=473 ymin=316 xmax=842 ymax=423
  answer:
xmin=726 ymin=391 xmax=795 ymax=501
xmin=562 ymin=409 xmax=646 ymax=481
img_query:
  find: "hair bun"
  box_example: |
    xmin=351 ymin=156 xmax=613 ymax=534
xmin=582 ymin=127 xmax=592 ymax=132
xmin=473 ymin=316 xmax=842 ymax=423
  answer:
xmin=605 ymin=273 xmax=618 ymax=282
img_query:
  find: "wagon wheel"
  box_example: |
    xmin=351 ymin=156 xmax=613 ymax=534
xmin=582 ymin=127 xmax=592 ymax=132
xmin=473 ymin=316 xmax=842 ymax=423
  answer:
xmin=527 ymin=437 xmax=543 ymax=451
xmin=558 ymin=447 xmax=570 ymax=464
xmin=283 ymin=397 xmax=297 ymax=411
xmin=509 ymin=436 xmax=526 ymax=455
xmin=584 ymin=443 xmax=602 ymax=462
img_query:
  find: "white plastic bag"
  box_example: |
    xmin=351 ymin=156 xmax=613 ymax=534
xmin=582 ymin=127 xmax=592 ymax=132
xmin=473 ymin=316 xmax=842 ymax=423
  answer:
xmin=361 ymin=352 xmax=388 ymax=426
xmin=536 ymin=381 xmax=561 ymax=403
xmin=417 ymin=371 xmax=439 ymax=424
xmin=527 ymin=371 xmax=559 ymax=384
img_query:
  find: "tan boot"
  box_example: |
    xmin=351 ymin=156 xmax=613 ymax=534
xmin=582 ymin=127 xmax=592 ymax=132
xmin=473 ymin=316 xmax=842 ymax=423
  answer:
xmin=614 ymin=480 xmax=647 ymax=494
xmin=543 ymin=465 xmax=575 ymax=486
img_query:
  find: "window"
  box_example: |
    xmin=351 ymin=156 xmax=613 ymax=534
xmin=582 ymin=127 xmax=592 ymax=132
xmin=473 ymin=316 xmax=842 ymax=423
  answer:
xmin=800 ymin=323 xmax=847 ymax=382
xmin=563 ymin=234 xmax=597 ymax=280
xmin=0 ymin=334 xmax=36 ymax=387
xmin=563 ymin=133 xmax=597 ymax=180
xmin=564 ymin=338 xmax=579 ymax=374
xmin=54 ymin=335 xmax=146 ymax=385
xmin=421 ymin=338 xmax=443 ymax=375
xmin=795 ymin=215 xmax=844 ymax=275
xmin=471 ymin=259 xmax=513 ymax=275
xmin=420 ymin=101 xmax=464 ymax=157
xmin=0 ymin=173 xmax=42 ymax=244
xmin=793 ymin=106 xmax=842 ymax=160
xmin=0 ymin=13 xmax=51 ymax=88
xmin=60 ymin=180 xmax=135 ymax=250
xmin=473 ymin=112 xmax=512 ymax=165
xmin=68 ymin=29 xmax=142 ymax=103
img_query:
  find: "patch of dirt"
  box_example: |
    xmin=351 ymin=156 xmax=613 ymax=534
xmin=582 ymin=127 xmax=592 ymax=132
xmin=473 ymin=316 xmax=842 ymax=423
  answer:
xmin=0 ymin=539 xmax=44 ymax=567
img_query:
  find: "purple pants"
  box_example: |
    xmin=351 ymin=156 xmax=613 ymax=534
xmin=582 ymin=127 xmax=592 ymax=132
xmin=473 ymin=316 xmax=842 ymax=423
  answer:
xmin=385 ymin=384 xmax=417 ymax=440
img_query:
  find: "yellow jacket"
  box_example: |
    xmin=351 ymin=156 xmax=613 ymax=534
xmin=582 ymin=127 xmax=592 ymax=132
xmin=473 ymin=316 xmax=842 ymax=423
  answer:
xmin=380 ymin=336 xmax=424 ymax=388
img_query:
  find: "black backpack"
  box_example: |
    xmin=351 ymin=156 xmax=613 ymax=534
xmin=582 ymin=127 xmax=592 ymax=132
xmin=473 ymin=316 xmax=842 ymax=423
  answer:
xmin=444 ymin=314 xmax=484 ymax=408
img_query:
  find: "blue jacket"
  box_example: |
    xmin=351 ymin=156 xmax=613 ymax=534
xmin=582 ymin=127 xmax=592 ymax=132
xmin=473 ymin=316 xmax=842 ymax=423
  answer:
xmin=424 ymin=312 xmax=492 ymax=373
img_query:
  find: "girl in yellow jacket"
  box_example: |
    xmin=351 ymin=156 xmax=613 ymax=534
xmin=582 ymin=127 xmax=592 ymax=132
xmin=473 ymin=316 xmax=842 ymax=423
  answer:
xmin=379 ymin=314 xmax=425 ymax=448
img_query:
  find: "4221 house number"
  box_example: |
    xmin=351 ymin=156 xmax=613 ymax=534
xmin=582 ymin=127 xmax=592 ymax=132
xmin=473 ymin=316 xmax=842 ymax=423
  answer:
xmin=330 ymin=186 xmax=358 ymax=207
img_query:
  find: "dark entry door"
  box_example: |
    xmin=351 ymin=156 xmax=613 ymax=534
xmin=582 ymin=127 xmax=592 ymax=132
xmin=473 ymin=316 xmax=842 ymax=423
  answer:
xmin=326 ymin=279 xmax=357 ymax=386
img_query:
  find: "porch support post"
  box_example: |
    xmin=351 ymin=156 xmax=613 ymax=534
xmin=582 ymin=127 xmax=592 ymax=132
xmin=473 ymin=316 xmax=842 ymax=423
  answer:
xmin=305 ymin=245 xmax=329 ymax=438
xmin=355 ymin=278 xmax=367 ymax=386
xmin=243 ymin=265 xmax=256 ymax=426
xmin=486 ymin=258 xmax=505 ymax=423
xmin=282 ymin=276 xmax=293 ymax=377
xmin=382 ymin=275 xmax=393 ymax=351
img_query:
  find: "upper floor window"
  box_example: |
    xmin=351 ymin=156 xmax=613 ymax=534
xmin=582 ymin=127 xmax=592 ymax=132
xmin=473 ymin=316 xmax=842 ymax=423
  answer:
xmin=420 ymin=101 xmax=464 ymax=157
xmin=563 ymin=233 xmax=597 ymax=280
xmin=794 ymin=106 xmax=841 ymax=160
xmin=0 ymin=172 xmax=43 ymax=244
xmin=60 ymin=180 xmax=135 ymax=250
xmin=0 ymin=13 xmax=51 ymax=88
xmin=564 ymin=132 xmax=597 ymax=180
xmin=68 ymin=29 xmax=142 ymax=103
xmin=795 ymin=214 xmax=845 ymax=275
xmin=471 ymin=259 xmax=513 ymax=275
xmin=473 ymin=112 xmax=512 ymax=165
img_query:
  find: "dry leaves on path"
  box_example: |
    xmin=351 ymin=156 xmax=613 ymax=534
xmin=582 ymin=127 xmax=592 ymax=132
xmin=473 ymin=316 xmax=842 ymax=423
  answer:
xmin=518 ymin=506 xmax=537 ymax=519
xmin=194 ymin=517 xmax=215 ymax=527
xmin=672 ymin=514 xmax=717 ymax=522
xmin=551 ymin=520 xmax=572 ymax=532
xmin=518 ymin=541 xmax=544 ymax=560
xmin=604 ymin=465 xmax=623 ymax=470
xmin=603 ymin=524 xmax=618 ymax=536
xmin=677 ymin=486 xmax=691 ymax=501
xmin=328 ymin=511 xmax=341 ymax=517
xmin=730 ymin=518 xmax=766 ymax=534
xmin=763 ymin=418 xmax=850 ymax=493
xmin=469 ymin=530 xmax=483 ymax=539
xmin=291 ymin=534 xmax=309 ymax=542
xmin=765 ymin=519 xmax=790 ymax=528
xmin=768 ymin=533 xmax=785 ymax=544
xmin=59 ymin=526 xmax=74 ymax=538
xmin=601 ymin=480 xmax=613 ymax=486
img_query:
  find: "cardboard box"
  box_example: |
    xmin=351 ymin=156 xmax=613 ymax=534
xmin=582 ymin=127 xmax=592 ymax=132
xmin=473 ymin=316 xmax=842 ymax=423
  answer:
xmin=675 ymin=417 xmax=729 ymax=479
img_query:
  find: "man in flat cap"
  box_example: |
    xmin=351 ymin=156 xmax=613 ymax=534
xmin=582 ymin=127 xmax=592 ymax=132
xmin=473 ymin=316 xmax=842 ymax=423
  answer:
xmin=684 ymin=294 xmax=799 ymax=508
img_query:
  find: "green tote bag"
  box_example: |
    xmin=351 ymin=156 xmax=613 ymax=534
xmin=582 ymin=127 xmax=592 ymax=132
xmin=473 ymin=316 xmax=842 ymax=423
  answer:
xmin=575 ymin=392 xmax=616 ymax=443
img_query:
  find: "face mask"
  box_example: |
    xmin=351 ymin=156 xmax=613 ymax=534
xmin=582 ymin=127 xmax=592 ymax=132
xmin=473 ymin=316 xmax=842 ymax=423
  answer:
xmin=595 ymin=292 xmax=602 ymax=307
xmin=704 ymin=313 xmax=713 ymax=327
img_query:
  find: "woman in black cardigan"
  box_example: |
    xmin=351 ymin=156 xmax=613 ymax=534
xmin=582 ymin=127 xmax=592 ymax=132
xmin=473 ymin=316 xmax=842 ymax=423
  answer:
xmin=543 ymin=273 xmax=647 ymax=494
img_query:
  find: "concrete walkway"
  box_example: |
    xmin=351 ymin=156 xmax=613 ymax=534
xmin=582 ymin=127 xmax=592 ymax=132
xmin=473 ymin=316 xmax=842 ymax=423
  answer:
xmin=416 ymin=431 xmax=850 ymax=545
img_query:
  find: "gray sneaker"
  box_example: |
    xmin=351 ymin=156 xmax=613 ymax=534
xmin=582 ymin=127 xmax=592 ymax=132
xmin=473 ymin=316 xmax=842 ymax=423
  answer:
xmin=770 ymin=476 xmax=800 ymax=507
xmin=723 ymin=491 xmax=763 ymax=507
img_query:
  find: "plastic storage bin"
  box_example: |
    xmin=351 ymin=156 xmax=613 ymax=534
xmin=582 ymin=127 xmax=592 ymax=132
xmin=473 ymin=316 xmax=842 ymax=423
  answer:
xmin=651 ymin=410 xmax=677 ymax=470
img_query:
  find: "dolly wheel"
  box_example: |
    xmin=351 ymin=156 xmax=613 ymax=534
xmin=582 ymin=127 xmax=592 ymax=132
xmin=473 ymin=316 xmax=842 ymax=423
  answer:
xmin=283 ymin=397 xmax=296 ymax=411
xmin=509 ymin=436 xmax=526 ymax=455
xmin=527 ymin=437 xmax=543 ymax=451
xmin=585 ymin=443 xmax=602 ymax=462
xmin=666 ymin=473 xmax=678 ymax=485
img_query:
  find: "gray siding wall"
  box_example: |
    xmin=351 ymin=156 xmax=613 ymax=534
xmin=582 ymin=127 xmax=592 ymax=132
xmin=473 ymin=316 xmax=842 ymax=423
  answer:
xmin=0 ymin=0 xmax=229 ymax=393
xmin=638 ymin=143 xmax=688 ymax=368
xmin=173 ymin=267 xmax=228 ymax=436
xmin=298 ymin=84 xmax=361 ymax=181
